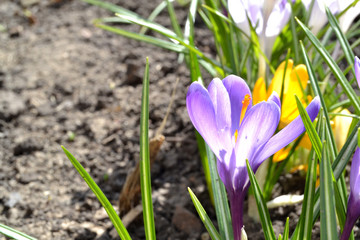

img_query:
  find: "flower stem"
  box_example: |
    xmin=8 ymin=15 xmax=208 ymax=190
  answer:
xmin=229 ymin=191 xmax=246 ymax=240
xmin=340 ymin=214 xmax=356 ymax=240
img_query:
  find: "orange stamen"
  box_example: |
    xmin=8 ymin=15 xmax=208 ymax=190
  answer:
xmin=240 ymin=94 xmax=251 ymax=126
xmin=234 ymin=94 xmax=251 ymax=143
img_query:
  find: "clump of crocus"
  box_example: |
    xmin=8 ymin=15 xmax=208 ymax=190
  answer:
xmin=341 ymin=147 xmax=360 ymax=240
xmin=186 ymin=75 xmax=320 ymax=239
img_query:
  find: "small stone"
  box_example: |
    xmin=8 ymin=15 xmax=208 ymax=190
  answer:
xmin=172 ymin=206 xmax=202 ymax=236
xmin=0 ymin=91 xmax=26 ymax=120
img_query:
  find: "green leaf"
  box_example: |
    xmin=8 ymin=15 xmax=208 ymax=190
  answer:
xmin=325 ymin=6 xmax=355 ymax=76
xmin=0 ymin=223 xmax=37 ymax=240
xmin=296 ymin=17 xmax=360 ymax=114
xmin=283 ymin=217 xmax=289 ymax=240
xmin=188 ymin=188 xmax=221 ymax=240
xmin=319 ymin=141 xmax=337 ymax=240
xmin=62 ymin=146 xmax=131 ymax=240
xmin=246 ymin=160 xmax=276 ymax=240
xmin=140 ymin=1 xmax=168 ymax=35
xmin=166 ymin=0 xmax=183 ymax=38
xmin=300 ymin=41 xmax=337 ymax=155
xmin=298 ymin=149 xmax=317 ymax=240
xmin=95 ymin=23 xmax=186 ymax=53
xmin=206 ymin=144 xmax=233 ymax=240
xmin=82 ymin=0 xmax=138 ymax=16
xmin=295 ymin=95 xmax=322 ymax=159
xmin=139 ymin=58 xmax=156 ymax=240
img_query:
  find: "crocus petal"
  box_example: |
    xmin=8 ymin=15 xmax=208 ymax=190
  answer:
xmin=217 ymin=150 xmax=238 ymax=192
xmin=252 ymin=77 xmax=267 ymax=104
xmin=228 ymin=0 xmax=264 ymax=36
xmin=339 ymin=0 xmax=360 ymax=33
xmin=265 ymin=0 xmax=291 ymax=37
xmin=267 ymin=59 xmax=294 ymax=98
xmin=355 ymin=56 xmax=360 ymax=89
xmin=333 ymin=108 xmax=352 ymax=151
xmin=350 ymin=148 xmax=360 ymax=192
xmin=253 ymin=96 xmax=321 ymax=169
xmin=235 ymin=101 xmax=280 ymax=168
xmin=268 ymin=91 xmax=281 ymax=109
xmin=208 ymin=78 xmax=232 ymax=134
xmin=222 ymin=75 xmax=252 ymax=135
xmin=307 ymin=0 xmax=339 ymax=35
xmin=186 ymin=82 xmax=221 ymax=157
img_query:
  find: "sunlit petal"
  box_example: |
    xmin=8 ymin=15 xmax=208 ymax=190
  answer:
xmin=186 ymin=82 xmax=221 ymax=157
xmin=223 ymin=75 xmax=252 ymax=134
xmin=235 ymin=101 xmax=280 ymax=168
xmin=253 ymin=96 xmax=321 ymax=169
xmin=252 ymin=77 xmax=267 ymax=104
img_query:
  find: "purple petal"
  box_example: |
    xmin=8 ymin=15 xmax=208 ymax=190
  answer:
xmin=268 ymin=91 xmax=281 ymax=109
xmin=350 ymin=147 xmax=360 ymax=192
xmin=222 ymin=75 xmax=252 ymax=135
xmin=235 ymin=101 xmax=280 ymax=168
xmin=217 ymin=150 xmax=237 ymax=192
xmin=355 ymin=56 xmax=360 ymax=89
xmin=253 ymin=96 xmax=321 ymax=169
xmin=186 ymin=82 xmax=221 ymax=158
xmin=265 ymin=0 xmax=291 ymax=37
xmin=208 ymin=78 xmax=232 ymax=133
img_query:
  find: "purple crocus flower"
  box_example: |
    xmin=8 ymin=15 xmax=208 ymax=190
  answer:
xmin=186 ymin=75 xmax=321 ymax=239
xmin=341 ymin=147 xmax=360 ymax=240
xmin=227 ymin=0 xmax=292 ymax=58
xmin=302 ymin=0 xmax=360 ymax=35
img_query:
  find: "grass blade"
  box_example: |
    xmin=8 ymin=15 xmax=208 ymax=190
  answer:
xmin=319 ymin=141 xmax=338 ymax=240
xmin=298 ymin=149 xmax=317 ymax=240
xmin=140 ymin=1 xmax=168 ymax=35
xmin=188 ymin=188 xmax=221 ymax=240
xmin=295 ymin=95 xmax=322 ymax=159
xmin=0 ymin=223 xmax=37 ymax=240
xmin=95 ymin=22 xmax=186 ymax=53
xmin=283 ymin=217 xmax=289 ymax=240
xmin=325 ymin=7 xmax=355 ymax=76
xmin=309 ymin=121 xmax=360 ymax=226
xmin=206 ymin=145 xmax=233 ymax=240
xmin=246 ymin=160 xmax=276 ymax=240
xmin=295 ymin=17 xmax=360 ymax=113
xmin=139 ymin=58 xmax=156 ymax=240
xmin=61 ymin=146 xmax=131 ymax=240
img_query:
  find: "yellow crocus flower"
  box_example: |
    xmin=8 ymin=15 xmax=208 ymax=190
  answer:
xmin=253 ymin=59 xmax=310 ymax=129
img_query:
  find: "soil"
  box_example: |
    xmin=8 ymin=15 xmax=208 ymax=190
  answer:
xmin=0 ymin=0 xmax=358 ymax=239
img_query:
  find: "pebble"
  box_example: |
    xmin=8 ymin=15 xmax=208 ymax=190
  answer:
xmin=0 ymin=91 xmax=26 ymax=121
xmin=171 ymin=205 xmax=202 ymax=236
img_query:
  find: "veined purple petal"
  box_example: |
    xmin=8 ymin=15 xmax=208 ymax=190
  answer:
xmin=350 ymin=147 xmax=360 ymax=193
xmin=208 ymin=78 xmax=232 ymax=133
xmin=355 ymin=56 xmax=360 ymax=89
xmin=265 ymin=0 xmax=291 ymax=37
xmin=222 ymin=75 xmax=252 ymax=135
xmin=268 ymin=91 xmax=281 ymax=109
xmin=228 ymin=0 xmax=263 ymax=36
xmin=186 ymin=82 xmax=221 ymax=158
xmin=235 ymin=101 xmax=280 ymax=168
xmin=247 ymin=1 xmax=264 ymax=35
xmin=217 ymin=150 xmax=237 ymax=192
xmin=253 ymin=96 xmax=321 ymax=169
